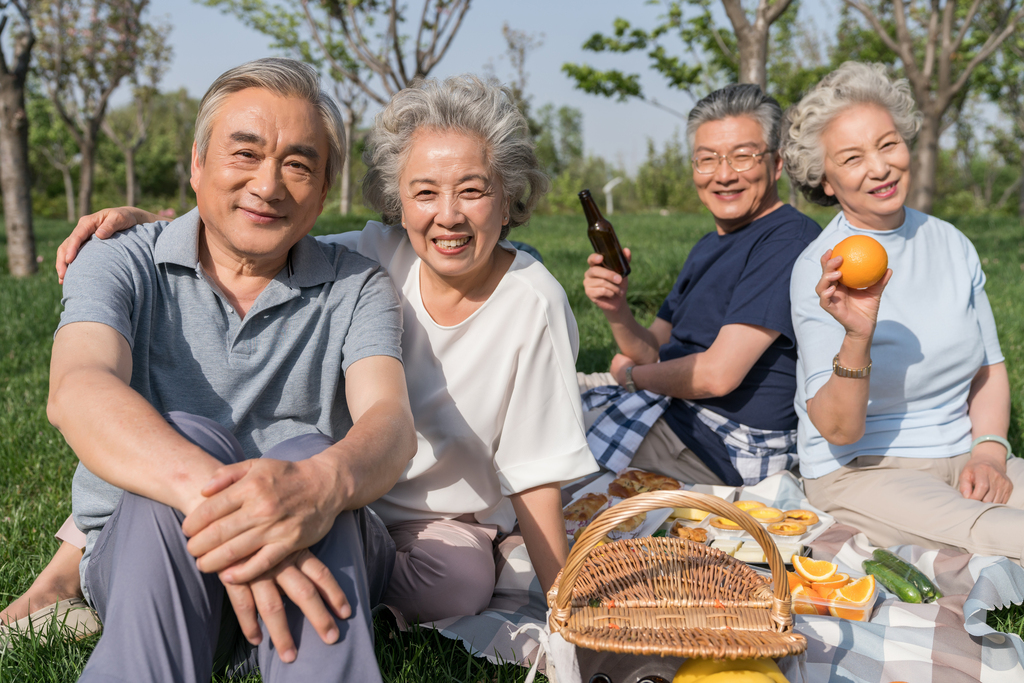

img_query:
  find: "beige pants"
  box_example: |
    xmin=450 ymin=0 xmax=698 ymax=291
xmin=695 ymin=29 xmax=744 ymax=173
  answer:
xmin=383 ymin=517 xmax=502 ymax=623
xmin=804 ymin=453 xmax=1024 ymax=563
xmin=577 ymin=372 xmax=725 ymax=486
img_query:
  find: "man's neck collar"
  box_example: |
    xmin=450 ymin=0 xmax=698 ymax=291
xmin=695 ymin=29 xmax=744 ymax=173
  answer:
xmin=714 ymin=198 xmax=786 ymax=236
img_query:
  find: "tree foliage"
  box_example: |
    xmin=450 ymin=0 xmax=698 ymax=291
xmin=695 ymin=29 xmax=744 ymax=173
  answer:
xmin=32 ymin=0 xmax=155 ymax=217
xmin=840 ymin=0 xmax=1024 ymax=213
xmin=562 ymin=0 xmax=804 ymax=118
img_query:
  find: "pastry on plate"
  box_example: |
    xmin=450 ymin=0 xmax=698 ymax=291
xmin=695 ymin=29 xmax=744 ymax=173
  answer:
xmin=607 ymin=469 xmax=680 ymax=499
xmin=733 ymin=500 xmax=765 ymax=512
xmin=670 ymin=522 xmax=708 ymax=543
xmin=563 ymin=493 xmax=608 ymax=522
xmin=767 ymin=521 xmax=807 ymax=536
xmin=748 ymin=507 xmax=784 ymax=524
xmin=783 ymin=509 xmax=820 ymax=525
xmin=710 ymin=516 xmax=742 ymax=531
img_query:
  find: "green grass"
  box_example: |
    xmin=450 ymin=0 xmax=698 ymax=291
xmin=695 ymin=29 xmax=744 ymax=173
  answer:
xmin=2 ymin=209 xmax=1023 ymax=680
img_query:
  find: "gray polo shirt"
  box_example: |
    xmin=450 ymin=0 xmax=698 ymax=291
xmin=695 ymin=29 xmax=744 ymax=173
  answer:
xmin=58 ymin=208 xmax=403 ymax=580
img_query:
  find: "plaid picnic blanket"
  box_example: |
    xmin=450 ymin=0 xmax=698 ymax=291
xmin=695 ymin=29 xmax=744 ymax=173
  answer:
xmin=414 ymin=472 xmax=1024 ymax=683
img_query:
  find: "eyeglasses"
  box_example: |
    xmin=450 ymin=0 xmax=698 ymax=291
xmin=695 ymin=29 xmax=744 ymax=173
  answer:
xmin=690 ymin=150 xmax=774 ymax=174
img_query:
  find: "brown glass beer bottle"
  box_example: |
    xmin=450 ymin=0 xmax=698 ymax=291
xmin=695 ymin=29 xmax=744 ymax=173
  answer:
xmin=579 ymin=189 xmax=631 ymax=277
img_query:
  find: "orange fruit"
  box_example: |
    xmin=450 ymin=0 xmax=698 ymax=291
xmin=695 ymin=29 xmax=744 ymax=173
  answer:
xmin=787 ymin=571 xmax=808 ymax=592
xmin=793 ymin=555 xmax=838 ymax=583
xmin=828 ymin=575 xmax=876 ymax=621
xmin=791 ymin=584 xmax=826 ymax=616
xmin=832 ymin=235 xmax=888 ymax=289
xmin=811 ymin=572 xmax=850 ymax=595
xmin=833 ymin=575 xmax=876 ymax=604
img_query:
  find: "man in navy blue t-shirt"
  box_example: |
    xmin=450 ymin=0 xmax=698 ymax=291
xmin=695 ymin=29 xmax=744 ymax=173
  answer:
xmin=579 ymin=84 xmax=820 ymax=487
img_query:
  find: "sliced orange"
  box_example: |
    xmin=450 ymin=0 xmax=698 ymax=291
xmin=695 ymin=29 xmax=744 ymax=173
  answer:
xmin=811 ymin=572 xmax=850 ymax=595
xmin=787 ymin=571 xmax=808 ymax=592
xmin=827 ymin=576 xmax=876 ymax=621
xmin=828 ymin=600 xmax=870 ymax=621
xmin=790 ymin=585 xmax=820 ymax=615
xmin=792 ymin=555 xmax=838 ymax=583
xmin=833 ymin=575 xmax=876 ymax=604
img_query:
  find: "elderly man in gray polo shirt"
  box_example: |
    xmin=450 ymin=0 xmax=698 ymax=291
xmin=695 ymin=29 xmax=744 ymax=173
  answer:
xmin=45 ymin=58 xmax=416 ymax=682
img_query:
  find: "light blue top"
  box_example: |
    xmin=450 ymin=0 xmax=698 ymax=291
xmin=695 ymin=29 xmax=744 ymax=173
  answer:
xmin=59 ymin=209 xmax=403 ymax=593
xmin=790 ymin=208 xmax=1003 ymax=479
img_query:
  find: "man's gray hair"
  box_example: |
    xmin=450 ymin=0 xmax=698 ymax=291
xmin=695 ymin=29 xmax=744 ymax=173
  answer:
xmin=782 ymin=61 xmax=922 ymax=206
xmin=362 ymin=75 xmax=548 ymax=238
xmin=686 ymin=84 xmax=783 ymax=152
xmin=195 ymin=58 xmax=346 ymax=189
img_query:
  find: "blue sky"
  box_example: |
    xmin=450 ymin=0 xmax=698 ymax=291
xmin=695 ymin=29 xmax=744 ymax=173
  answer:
xmin=157 ymin=0 xmax=840 ymax=173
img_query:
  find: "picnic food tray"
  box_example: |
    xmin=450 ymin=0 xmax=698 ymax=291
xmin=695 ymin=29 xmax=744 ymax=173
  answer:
xmin=548 ymin=491 xmax=807 ymax=660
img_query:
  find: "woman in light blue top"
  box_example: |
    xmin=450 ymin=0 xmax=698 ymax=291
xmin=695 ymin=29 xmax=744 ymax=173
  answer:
xmin=784 ymin=62 xmax=1024 ymax=562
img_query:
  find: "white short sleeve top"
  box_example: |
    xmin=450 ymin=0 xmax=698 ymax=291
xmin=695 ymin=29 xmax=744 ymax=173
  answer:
xmin=322 ymin=222 xmax=598 ymax=531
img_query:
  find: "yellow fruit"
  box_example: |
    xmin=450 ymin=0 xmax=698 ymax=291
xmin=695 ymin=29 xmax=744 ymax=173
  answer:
xmin=832 ymin=235 xmax=888 ymax=289
xmin=691 ymin=672 xmax=775 ymax=683
xmin=792 ymin=555 xmax=838 ymax=583
xmin=673 ymin=657 xmax=789 ymax=683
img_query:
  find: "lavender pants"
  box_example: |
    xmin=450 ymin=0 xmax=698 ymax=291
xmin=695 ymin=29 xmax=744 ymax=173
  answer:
xmin=78 ymin=412 xmax=394 ymax=683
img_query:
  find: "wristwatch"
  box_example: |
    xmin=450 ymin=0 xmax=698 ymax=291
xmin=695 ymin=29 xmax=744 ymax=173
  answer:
xmin=832 ymin=354 xmax=871 ymax=378
xmin=624 ymin=365 xmax=638 ymax=393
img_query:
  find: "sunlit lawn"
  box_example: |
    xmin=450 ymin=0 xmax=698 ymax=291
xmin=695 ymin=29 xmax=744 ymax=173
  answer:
xmin=2 ymin=208 xmax=1023 ymax=680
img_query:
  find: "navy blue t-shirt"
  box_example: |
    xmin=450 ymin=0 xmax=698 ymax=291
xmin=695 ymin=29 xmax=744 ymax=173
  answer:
xmin=657 ymin=204 xmax=820 ymax=485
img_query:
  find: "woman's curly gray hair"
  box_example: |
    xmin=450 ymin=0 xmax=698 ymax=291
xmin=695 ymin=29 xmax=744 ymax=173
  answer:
xmin=781 ymin=61 xmax=922 ymax=206
xmin=362 ymin=75 xmax=549 ymax=238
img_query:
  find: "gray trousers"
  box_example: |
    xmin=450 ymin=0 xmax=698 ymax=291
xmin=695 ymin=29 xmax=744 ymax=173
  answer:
xmin=79 ymin=412 xmax=394 ymax=683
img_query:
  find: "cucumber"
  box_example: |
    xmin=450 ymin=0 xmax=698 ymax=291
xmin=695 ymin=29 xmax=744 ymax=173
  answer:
xmin=872 ymin=549 xmax=943 ymax=602
xmin=863 ymin=560 xmax=923 ymax=603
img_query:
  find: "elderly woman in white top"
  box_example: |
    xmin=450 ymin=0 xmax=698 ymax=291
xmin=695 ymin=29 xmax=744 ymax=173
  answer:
xmin=4 ymin=76 xmax=598 ymax=628
xmin=785 ymin=61 xmax=1024 ymax=562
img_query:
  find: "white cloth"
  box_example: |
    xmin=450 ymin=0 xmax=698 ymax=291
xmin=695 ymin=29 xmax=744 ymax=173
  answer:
xmin=790 ymin=209 xmax=1004 ymax=479
xmin=321 ymin=223 xmax=598 ymax=533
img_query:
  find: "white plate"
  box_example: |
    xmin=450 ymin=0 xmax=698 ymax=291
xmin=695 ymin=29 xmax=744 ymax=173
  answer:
xmin=564 ymin=470 xmax=678 ymax=545
xmin=701 ymin=510 xmax=835 ymax=547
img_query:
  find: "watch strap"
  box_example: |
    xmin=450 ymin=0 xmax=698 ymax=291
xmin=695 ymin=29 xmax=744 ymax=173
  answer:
xmin=832 ymin=353 xmax=871 ymax=378
xmin=624 ymin=365 xmax=638 ymax=393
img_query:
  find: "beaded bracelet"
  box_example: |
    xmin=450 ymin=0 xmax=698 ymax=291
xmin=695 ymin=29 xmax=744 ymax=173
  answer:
xmin=970 ymin=435 xmax=1013 ymax=460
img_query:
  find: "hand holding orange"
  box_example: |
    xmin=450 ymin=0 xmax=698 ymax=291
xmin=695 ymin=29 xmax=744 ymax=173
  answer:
xmin=831 ymin=235 xmax=888 ymax=289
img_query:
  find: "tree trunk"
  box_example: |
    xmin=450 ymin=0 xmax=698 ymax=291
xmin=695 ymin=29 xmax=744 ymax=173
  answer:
xmin=907 ymin=111 xmax=940 ymax=215
xmin=736 ymin=28 xmax=769 ymax=90
xmin=61 ymin=165 xmax=76 ymax=222
xmin=125 ymin=147 xmax=137 ymax=207
xmin=339 ymin=110 xmax=353 ymax=215
xmin=0 ymin=72 xmax=37 ymax=277
xmin=77 ymin=136 xmax=96 ymax=218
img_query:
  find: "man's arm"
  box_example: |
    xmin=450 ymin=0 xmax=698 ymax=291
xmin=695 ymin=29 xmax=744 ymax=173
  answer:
xmin=180 ymin=354 xmax=416 ymax=582
xmin=48 ymin=322 xmax=222 ymax=514
xmin=611 ymin=323 xmax=781 ymax=400
xmin=583 ymin=250 xmax=665 ymax=365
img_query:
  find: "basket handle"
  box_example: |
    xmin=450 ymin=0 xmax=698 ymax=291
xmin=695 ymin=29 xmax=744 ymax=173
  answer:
xmin=551 ymin=491 xmax=792 ymax=621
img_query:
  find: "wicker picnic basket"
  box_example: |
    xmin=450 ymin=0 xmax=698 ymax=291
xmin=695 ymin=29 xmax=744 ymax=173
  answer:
xmin=547 ymin=491 xmax=807 ymax=660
